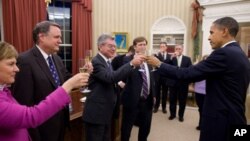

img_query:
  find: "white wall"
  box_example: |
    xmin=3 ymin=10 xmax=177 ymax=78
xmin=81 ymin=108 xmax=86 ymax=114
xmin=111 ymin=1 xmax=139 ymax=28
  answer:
xmin=199 ymin=0 xmax=250 ymax=55
xmin=92 ymin=0 xmax=194 ymax=56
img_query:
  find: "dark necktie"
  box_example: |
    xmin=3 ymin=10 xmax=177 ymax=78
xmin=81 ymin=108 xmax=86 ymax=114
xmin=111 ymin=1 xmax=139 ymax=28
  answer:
xmin=47 ymin=56 xmax=61 ymax=87
xmin=107 ymin=60 xmax=113 ymax=71
xmin=140 ymin=64 xmax=149 ymax=99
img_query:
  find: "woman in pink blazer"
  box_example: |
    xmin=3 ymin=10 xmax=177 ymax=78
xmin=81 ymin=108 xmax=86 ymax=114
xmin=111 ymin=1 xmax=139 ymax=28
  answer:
xmin=0 ymin=42 xmax=90 ymax=141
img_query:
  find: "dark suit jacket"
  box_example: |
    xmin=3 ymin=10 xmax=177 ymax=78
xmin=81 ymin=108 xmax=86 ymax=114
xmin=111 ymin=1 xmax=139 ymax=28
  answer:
xmin=111 ymin=54 xmax=126 ymax=71
xmin=82 ymin=53 xmax=133 ymax=125
xmin=111 ymin=54 xmax=127 ymax=118
xmin=121 ymin=55 xmax=155 ymax=109
xmin=157 ymin=42 xmax=250 ymax=141
xmin=155 ymin=52 xmax=174 ymax=86
xmin=171 ymin=55 xmax=192 ymax=88
xmin=12 ymin=46 xmax=71 ymax=141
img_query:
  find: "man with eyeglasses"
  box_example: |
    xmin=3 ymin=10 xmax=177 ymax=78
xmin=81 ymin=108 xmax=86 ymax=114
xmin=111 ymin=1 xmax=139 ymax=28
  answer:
xmin=82 ymin=33 xmax=144 ymax=141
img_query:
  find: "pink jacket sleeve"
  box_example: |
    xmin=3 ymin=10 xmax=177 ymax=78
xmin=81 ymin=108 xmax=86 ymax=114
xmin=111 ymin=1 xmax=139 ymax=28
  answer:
xmin=0 ymin=87 xmax=71 ymax=129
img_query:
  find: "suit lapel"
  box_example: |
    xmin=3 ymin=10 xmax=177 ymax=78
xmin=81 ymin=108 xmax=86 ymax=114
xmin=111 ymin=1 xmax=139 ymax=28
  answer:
xmin=96 ymin=54 xmax=110 ymax=69
xmin=173 ymin=57 xmax=178 ymax=66
xmin=180 ymin=56 xmax=186 ymax=67
xmin=31 ymin=47 xmax=58 ymax=87
xmin=158 ymin=53 xmax=164 ymax=61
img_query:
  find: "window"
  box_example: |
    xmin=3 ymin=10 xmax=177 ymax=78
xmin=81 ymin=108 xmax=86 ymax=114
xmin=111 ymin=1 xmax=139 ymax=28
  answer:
xmin=48 ymin=0 xmax=72 ymax=72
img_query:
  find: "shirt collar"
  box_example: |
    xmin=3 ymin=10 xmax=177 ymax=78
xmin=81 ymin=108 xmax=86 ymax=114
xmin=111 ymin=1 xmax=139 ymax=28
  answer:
xmin=36 ymin=45 xmax=50 ymax=60
xmin=221 ymin=40 xmax=236 ymax=48
xmin=98 ymin=52 xmax=111 ymax=62
xmin=177 ymin=55 xmax=183 ymax=58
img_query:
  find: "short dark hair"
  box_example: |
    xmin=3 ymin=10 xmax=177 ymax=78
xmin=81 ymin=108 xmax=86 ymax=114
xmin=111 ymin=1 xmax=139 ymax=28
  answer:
xmin=127 ymin=45 xmax=135 ymax=53
xmin=32 ymin=21 xmax=61 ymax=44
xmin=133 ymin=36 xmax=148 ymax=46
xmin=159 ymin=42 xmax=168 ymax=46
xmin=213 ymin=17 xmax=239 ymax=37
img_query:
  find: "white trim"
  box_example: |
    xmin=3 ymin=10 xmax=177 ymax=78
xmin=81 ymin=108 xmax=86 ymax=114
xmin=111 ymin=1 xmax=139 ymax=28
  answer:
xmin=150 ymin=16 xmax=187 ymax=55
xmin=200 ymin=0 xmax=250 ymax=55
xmin=198 ymin=0 xmax=243 ymax=6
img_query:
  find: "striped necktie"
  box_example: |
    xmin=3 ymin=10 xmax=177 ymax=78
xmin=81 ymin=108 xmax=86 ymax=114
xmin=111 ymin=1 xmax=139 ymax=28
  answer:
xmin=140 ymin=64 xmax=149 ymax=99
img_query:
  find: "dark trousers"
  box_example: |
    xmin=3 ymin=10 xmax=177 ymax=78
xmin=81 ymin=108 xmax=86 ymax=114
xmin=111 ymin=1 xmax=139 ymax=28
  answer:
xmin=84 ymin=122 xmax=111 ymax=141
xmin=199 ymin=112 xmax=230 ymax=141
xmin=121 ymin=99 xmax=153 ymax=141
xmin=154 ymin=78 xmax=168 ymax=110
xmin=169 ymin=85 xmax=188 ymax=118
xmin=195 ymin=93 xmax=205 ymax=127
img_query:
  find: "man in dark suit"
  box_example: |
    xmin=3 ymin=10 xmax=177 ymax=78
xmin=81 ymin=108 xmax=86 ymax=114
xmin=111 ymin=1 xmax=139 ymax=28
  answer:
xmin=112 ymin=45 xmax=135 ymax=71
xmin=12 ymin=21 xmax=72 ymax=141
xmin=153 ymin=42 xmax=172 ymax=114
xmin=110 ymin=45 xmax=135 ymax=140
xmin=121 ymin=36 xmax=155 ymax=141
xmin=82 ymin=33 xmax=143 ymax=141
xmin=168 ymin=44 xmax=192 ymax=122
xmin=147 ymin=17 xmax=250 ymax=141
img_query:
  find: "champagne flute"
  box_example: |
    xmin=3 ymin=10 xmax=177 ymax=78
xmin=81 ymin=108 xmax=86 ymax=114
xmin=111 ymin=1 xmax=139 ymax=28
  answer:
xmin=85 ymin=49 xmax=93 ymax=63
xmin=79 ymin=58 xmax=91 ymax=93
xmin=138 ymin=50 xmax=148 ymax=72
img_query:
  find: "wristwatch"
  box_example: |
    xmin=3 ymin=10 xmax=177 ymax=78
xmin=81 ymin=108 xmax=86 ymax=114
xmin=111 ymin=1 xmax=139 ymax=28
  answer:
xmin=129 ymin=61 xmax=135 ymax=69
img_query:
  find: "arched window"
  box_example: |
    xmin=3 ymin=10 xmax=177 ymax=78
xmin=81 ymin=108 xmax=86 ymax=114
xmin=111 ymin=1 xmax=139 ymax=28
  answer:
xmin=151 ymin=16 xmax=187 ymax=54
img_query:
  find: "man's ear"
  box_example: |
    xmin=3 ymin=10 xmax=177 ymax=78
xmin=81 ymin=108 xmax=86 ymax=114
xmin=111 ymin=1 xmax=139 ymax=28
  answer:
xmin=38 ymin=33 xmax=46 ymax=42
xmin=221 ymin=27 xmax=229 ymax=37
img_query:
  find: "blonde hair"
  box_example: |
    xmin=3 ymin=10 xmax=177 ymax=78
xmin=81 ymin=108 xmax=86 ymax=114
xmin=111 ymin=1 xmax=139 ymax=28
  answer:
xmin=0 ymin=42 xmax=18 ymax=61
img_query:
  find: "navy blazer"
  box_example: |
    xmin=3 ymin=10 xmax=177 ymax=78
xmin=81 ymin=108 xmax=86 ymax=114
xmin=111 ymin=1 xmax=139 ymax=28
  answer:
xmin=155 ymin=52 xmax=175 ymax=86
xmin=171 ymin=55 xmax=192 ymax=87
xmin=121 ymin=55 xmax=155 ymax=109
xmin=157 ymin=42 xmax=250 ymax=140
xmin=82 ymin=54 xmax=133 ymax=124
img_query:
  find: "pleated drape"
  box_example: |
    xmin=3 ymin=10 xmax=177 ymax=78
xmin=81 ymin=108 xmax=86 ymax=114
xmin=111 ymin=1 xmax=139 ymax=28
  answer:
xmin=72 ymin=0 xmax=92 ymax=74
xmin=2 ymin=0 xmax=47 ymax=53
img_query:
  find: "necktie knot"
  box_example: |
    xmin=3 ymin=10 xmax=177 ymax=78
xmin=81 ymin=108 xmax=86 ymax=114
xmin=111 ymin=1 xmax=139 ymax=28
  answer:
xmin=107 ymin=60 xmax=113 ymax=71
xmin=140 ymin=64 xmax=145 ymax=70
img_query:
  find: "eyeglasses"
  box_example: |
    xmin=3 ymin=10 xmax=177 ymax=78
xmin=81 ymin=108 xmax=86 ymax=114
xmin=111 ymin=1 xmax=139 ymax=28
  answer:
xmin=103 ymin=43 xmax=116 ymax=49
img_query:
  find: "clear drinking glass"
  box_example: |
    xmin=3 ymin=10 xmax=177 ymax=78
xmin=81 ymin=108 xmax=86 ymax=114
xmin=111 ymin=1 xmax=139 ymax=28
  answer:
xmin=138 ymin=50 xmax=149 ymax=72
xmin=144 ymin=50 xmax=156 ymax=72
xmin=79 ymin=58 xmax=91 ymax=93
